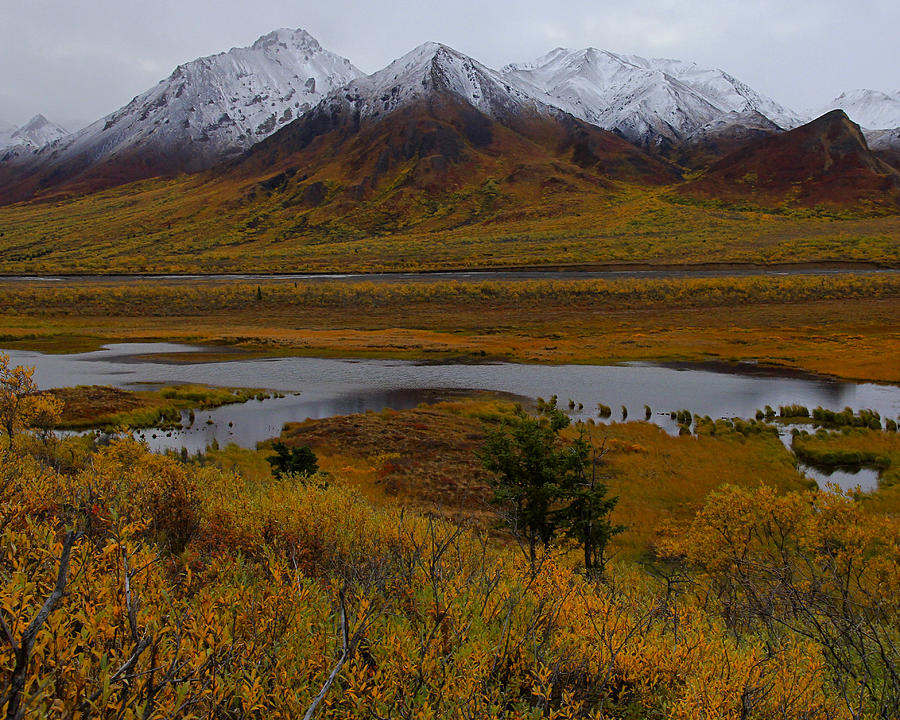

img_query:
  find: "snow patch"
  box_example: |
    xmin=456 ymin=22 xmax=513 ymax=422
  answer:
xmin=502 ymin=48 xmax=801 ymax=147
xmin=11 ymin=27 xmax=363 ymax=174
xmin=813 ymin=90 xmax=900 ymax=131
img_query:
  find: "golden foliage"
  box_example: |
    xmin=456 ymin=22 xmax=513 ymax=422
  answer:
xmin=0 ymin=351 xmax=63 ymax=442
xmin=658 ymin=484 xmax=900 ymax=717
xmin=0 ymin=349 xmax=897 ymax=717
xmin=0 ymin=430 xmax=878 ymax=719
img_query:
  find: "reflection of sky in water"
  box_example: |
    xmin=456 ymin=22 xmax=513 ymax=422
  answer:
xmin=796 ymin=463 xmax=880 ymax=493
xmin=5 ymin=344 xmax=900 ymax=485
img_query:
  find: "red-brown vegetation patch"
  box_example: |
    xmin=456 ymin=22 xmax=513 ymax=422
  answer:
xmin=49 ymin=385 xmax=155 ymax=425
xmin=280 ymin=403 xmax=496 ymax=520
xmin=683 ymin=110 xmax=900 ymax=209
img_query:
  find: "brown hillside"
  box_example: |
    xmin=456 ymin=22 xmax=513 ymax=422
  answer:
xmin=668 ymin=111 xmax=783 ymax=170
xmin=0 ymin=135 xmax=217 ymax=206
xmin=220 ymin=93 xmax=678 ymax=234
xmin=682 ymin=110 xmax=900 ymax=208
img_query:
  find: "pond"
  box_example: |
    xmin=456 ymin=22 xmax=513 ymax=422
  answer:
xmin=795 ymin=462 xmax=881 ymax=494
xmin=4 ymin=342 xmax=898 ymax=492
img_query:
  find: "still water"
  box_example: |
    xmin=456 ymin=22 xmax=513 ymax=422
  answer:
xmin=4 ymin=343 xmax=898 ymax=491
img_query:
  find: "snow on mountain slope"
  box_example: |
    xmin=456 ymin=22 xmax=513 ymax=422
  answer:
xmin=315 ymin=42 xmax=557 ymax=123
xmin=868 ymin=127 xmax=900 ymax=150
xmin=501 ymin=48 xmax=801 ymax=148
xmin=9 ymin=28 xmax=363 ymax=179
xmin=0 ymin=115 xmax=69 ymax=152
xmin=686 ymin=110 xmax=782 ymax=142
xmin=866 ymin=127 xmax=900 ymax=171
xmin=7 ymin=115 xmax=69 ymax=149
xmin=814 ymin=89 xmax=900 ymax=130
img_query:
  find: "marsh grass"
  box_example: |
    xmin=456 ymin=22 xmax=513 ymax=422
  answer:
xmin=48 ymin=384 xmax=271 ymax=430
xmin=2 ymin=273 xmax=899 ymax=381
xmin=793 ymin=427 xmax=900 ymax=490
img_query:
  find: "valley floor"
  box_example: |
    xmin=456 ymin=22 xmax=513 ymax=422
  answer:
xmin=3 ymin=269 xmax=900 ymax=718
xmin=1 ymin=272 xmax=898 ymax=382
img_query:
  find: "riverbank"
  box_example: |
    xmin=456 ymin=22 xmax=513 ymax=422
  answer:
xmin=0 ymin=259 xmax=896 ymax=284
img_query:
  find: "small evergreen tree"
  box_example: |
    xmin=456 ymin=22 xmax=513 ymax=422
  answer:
xmin=268 ymin=441 xmax=318 ymax=479
xmin=479 ymin=397 xmax=621 ymax=572
xmin=555 ymin=433 xmax=623 ymax=571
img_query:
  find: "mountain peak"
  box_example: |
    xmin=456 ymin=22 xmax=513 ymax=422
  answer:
xmin=319 ymin=41 xmax=556 ymax=123
xmin=20 ymin=114 xmax=53 ymax=131
xmin=384 ymin=41 xmax=463 ymax=73
xmin=2 ymin=114 xmax=70 ymax=151
xmin=814 ymin=89 xmax=900 ymax=130
xmin=683 ymin=110 xmax=900 ymax=208
xmin=814 ymin=108 xmax=852 ymax=124
xmin=251 ymin=27 xmax=322 ymax=53
xmin=0 ymin=27 xmax=363 ymax=202
xmin=502 ymin=48 xmax=801 ymax=147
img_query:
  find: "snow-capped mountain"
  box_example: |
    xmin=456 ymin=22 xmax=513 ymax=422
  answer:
xmin=813 ymin=89 xmax=900 ymax=130
xmin=686 ymin=110 xmax=782 ymax=143
xmin=501 ymin=48 xmax=801 ymax=148
xmin=239 ymin=40 xmax=675 ymax=228
xmin=0 ymin=115 xmax=69 ymax=151
xmin=312 ymin=42 xmax=558 ymax=123
xmin=0 ymin=28 xmax=362 ymax=199
xmin=69 ymin=26 xmax=362 ymax=162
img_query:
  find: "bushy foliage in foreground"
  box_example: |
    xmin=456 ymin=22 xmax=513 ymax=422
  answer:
xmin=658 ymin=485 xmax=900 ymax=719
xmin=2 ymin=434 xmax=897 ymax=718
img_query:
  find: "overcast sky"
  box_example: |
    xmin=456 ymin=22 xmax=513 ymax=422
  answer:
xmin=1 ymin=0 xmax=897 ymax=131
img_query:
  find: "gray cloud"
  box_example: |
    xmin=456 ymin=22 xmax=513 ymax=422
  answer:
xmin=1 ymin=0 xmax=897 ymax=129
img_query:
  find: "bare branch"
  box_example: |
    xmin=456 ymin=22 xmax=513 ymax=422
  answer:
xmin=5 ymin=529 xmax=79 ymax=720
xmin=303 ymin=587 xmax=379 ymax=720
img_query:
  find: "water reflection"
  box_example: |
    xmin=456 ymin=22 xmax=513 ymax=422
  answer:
xmin=797 ymin=463 xmax=880 ymax=493
xmin=4 ymin=344 xmax=899 ymax=480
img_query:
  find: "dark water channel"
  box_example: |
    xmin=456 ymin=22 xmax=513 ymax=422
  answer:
xmin=1 ymin=264 xmax=896 ymax=287
xmin=4 ymin=343 xmax=898 ymax=492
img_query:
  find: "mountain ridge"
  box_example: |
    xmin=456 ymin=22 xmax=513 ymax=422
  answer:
xmin=230 ymin=41 xmax=676 ymax=236
xmin=0 ymin=28 xmax=362 ymax=202
xmin=813 ymin=89 xmax=900 ymax=130
xmin=501 ymin=47 xmax=801 ymax=150
xmin=2 ymin=28 xmax=900 ymax=216
xmin=682 ymin=109 xmax=900 ymax=208
xmin=0 ymin=114 xmax=70 ymax=153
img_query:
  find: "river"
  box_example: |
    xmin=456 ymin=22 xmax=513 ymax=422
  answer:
xmin=0 ymin=263 xmax=896 ymax=287
xmin=4 ymin=342 xmax=898 ymax=491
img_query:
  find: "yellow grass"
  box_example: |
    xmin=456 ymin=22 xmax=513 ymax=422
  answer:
xmin=1 ymin=177 xmax=899 ymax=273
xmin=2 ymin=273 xmax=898 ymax=382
